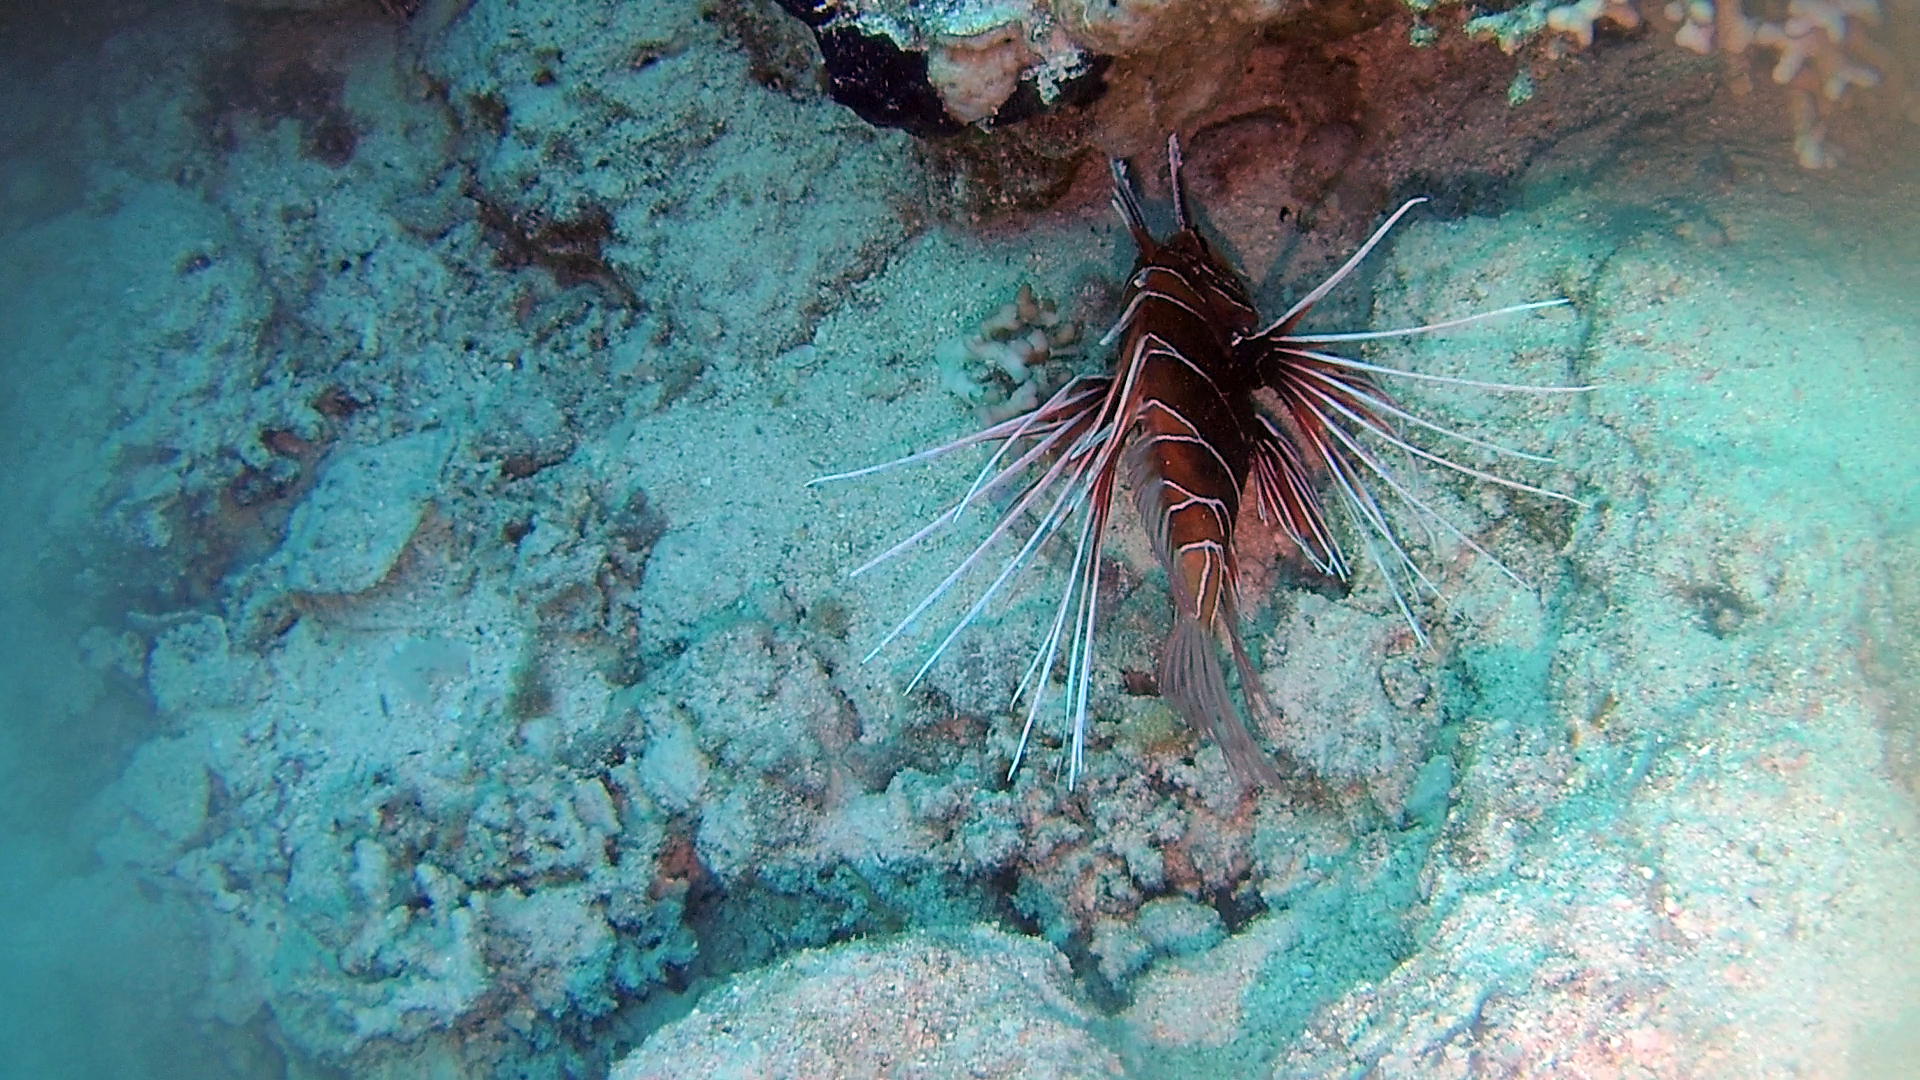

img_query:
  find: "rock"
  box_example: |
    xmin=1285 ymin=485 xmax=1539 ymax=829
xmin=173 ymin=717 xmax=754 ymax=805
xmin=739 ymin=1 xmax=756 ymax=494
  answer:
xmin=147 ymin=615 xmax=259 ymax=717
xmin=612 ymin=926 xmax=1121 ymax=1079
xmin=1136 ymin=896 xmax=1225 ymax=957
xmin=278 ymin=433 xmax=448 ymax=595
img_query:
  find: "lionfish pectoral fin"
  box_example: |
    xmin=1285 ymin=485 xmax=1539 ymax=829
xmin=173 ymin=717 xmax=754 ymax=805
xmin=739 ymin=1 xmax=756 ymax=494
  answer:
xmin=1250 ymin=198 xmax=1431 ymax=340
xmin=1160 ymin=615 xmax=1282 ymax=787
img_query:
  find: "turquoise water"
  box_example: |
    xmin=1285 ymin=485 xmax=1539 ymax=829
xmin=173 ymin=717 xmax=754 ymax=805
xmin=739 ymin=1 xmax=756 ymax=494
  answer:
xmin=2 ymin=1 xmax=1917 ymax=1078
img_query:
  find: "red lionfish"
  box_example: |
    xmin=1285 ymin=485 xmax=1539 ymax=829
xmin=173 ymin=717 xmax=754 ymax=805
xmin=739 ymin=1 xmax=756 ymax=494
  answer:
xmin=812 ymin=135 xmax=1588 ymax=787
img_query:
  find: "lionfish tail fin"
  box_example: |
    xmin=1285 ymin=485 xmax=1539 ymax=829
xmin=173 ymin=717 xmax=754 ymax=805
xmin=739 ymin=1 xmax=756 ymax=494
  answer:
xmin=1161 ymin=615 xmax=1282 ymax=787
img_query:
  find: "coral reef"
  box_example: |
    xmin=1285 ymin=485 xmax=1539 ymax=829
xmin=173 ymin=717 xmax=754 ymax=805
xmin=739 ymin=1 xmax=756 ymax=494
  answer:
xmin=1454 ymin=0 xmax=1912 ymax=167
xmin=783 ymin=0 xmax=1911 ymax=204
xmin=8 ymin=0 xmax=1917 ymax=1075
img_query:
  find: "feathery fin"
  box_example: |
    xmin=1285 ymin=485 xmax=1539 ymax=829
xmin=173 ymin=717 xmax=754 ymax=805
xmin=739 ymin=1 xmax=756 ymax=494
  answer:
xmin=1160 ymin=614 xmax=1281 ymax=787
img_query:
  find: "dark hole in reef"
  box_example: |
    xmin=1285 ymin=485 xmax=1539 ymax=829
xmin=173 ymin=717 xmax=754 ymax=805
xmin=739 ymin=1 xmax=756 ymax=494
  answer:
xmin=196 ymin=47 xmax=360 ymax=167
xmin=1679 ymin=580 xmax=1756 ymax=638
xmin=305 ymin=111 xmax=358 ymax=167
xmin=987 ymin=866 xmax=1044 ymax=938
xmin=465 ymin=90 xmax=509 ymax=137
xmin=1068 ymin=936 xmax=1134 ymax=1015
xmin=1210 ymin=880 xmax=1269 ymax=933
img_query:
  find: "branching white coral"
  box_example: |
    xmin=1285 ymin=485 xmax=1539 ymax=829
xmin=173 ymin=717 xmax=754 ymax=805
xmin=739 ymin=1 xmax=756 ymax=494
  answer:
xmin=1456 ymin=0 xmax=1901 ymax=168
xmin=935 ymin=284 xmax=1082 ymax=424
xmin=1544 ymin=0 xmax=1642 ymax=49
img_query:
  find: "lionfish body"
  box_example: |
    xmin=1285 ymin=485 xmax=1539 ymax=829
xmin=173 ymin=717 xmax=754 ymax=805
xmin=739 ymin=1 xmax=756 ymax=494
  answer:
xmin=813 ymin=136 xmax=1584 ymax=787
xmin=1102 ymin=147 xmax=1282 ymax=786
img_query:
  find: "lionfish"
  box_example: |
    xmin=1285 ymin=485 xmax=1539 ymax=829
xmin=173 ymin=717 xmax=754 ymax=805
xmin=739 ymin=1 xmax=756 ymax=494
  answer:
xmin=812 ymin=135 xmax=1586 ymax=787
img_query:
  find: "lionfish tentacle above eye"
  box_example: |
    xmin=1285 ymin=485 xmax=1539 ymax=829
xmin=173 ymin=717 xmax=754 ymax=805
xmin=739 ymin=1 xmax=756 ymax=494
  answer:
xmin=813 ymin=133 xmax=1589 ymax=789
